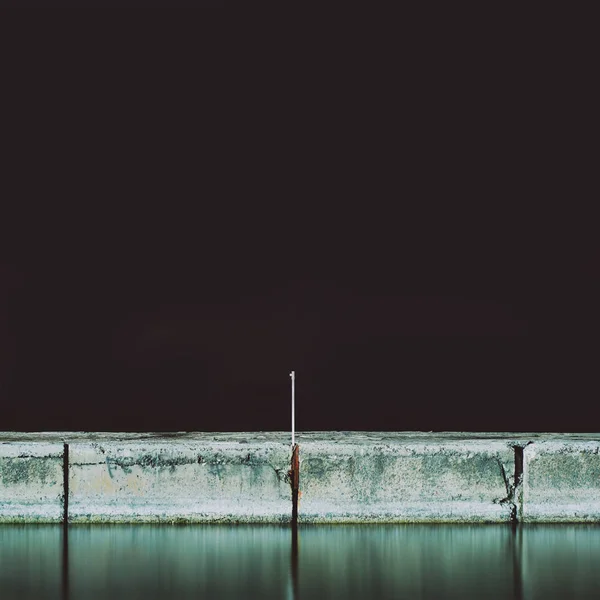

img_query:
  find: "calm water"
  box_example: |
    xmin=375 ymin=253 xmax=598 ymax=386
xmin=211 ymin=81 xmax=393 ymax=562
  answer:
xmin=2 ymin=524 xmax=600 ymax=599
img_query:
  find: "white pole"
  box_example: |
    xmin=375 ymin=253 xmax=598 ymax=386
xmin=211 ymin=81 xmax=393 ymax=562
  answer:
xmin=290 ymin=370 xmax=295 ymax=447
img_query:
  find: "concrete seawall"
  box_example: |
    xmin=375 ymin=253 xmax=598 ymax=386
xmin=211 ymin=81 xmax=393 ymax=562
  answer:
xmin=1 ymin=432 xmax=600 ymax=523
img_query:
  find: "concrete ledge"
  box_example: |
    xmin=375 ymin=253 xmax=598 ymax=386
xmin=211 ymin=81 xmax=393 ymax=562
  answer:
xmin=0 ymin=441 xmax=64 ymax=523
xmin=2 ymin=432 xmax=600 ymax=523
xmin=69 ymin=435 xmax=291 ymax=523
xmin=522 ymin=440 xmax=600 ymax=522
xmin=296 ymin=434 xmax=516 ymax=523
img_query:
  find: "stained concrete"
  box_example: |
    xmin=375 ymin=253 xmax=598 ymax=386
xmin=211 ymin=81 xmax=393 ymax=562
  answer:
xmin=0 ymin=441 xmax=64 ymax=522
xmin=296 ymin=433 xmax=518 ymax=522
xmin=68 ymin=434 xmax=291 ymax=523
xmin=2 ymin=432 xmax=600 ymax=523
xmin=522 ymin=440 xmax=600 ymax=522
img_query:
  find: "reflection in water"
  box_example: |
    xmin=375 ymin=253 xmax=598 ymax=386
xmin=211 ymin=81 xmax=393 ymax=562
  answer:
xmin=511 ymin=524 xmax=523 ymax=600
xmin=290 ymin=522 xmax=299 ymax=600
xmin=61 ymin=524 xmax=69 ymax=600
xmin=0 ymin=526 xmax=62 ymax=600
xmin=2 ymin=524 xmax=600 ymax=599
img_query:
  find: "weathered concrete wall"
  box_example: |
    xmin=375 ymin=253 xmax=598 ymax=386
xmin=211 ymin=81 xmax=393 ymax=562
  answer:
xmin=296 ymin=433 xmax=517 ymax=523
xmin=2 ymin=432 xmax=600 ymax=523
xmin=68 ymin=434 xmax=291 ymax=523
xmin=0 ymin=440 xmax=64 ymax=522
xmin=522 ymin=440 xmax=600 ymax=522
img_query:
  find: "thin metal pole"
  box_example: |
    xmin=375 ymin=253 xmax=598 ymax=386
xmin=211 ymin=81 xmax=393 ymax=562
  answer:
xmin=290 ymin=370 xmax=295 ymax=447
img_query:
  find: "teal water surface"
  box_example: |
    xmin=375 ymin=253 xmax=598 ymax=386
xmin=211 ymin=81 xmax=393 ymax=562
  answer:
xmin=1 ymin=524 xmax=600 ymax=599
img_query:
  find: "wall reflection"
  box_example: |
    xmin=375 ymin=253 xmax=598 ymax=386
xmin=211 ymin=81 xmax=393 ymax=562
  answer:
xmin=2 ymin=524 xmax=600 ymax=599
xmin=0 ymin=526 xmax=62 ymax=600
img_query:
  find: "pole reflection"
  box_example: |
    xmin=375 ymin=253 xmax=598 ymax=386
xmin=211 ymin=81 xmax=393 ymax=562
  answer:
xmin=510 ymin=524 xmax=523 ymax=600
xmin=61 ymin=523 xmax=69 ymax=600
xmin=290 ymin=522 xmax=299 ymax=600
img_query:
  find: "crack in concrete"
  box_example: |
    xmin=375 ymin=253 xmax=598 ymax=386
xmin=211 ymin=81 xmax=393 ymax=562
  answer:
xmin=494 ymin=443 xmax=532 ymax=523
xmin=494 ymin=458 xmax=517 ymax=521
xmin=266 ymin=462 xmax=286 ymax=483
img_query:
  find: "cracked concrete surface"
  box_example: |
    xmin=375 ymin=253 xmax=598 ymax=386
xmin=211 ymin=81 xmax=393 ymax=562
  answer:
xmin=69 ymin=437 xmax=291 ymax=523
xmin=297 ymin=436 xmax=516 ymax=522
xmin=1 ymin=432 xmax=600 ymax=522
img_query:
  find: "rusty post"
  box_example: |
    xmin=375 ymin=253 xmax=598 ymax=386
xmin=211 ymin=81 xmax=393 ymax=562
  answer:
xmin=290 ymin=443 xmax=300 ymax=524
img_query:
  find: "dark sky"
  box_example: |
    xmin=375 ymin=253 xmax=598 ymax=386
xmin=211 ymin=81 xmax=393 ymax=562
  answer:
xmin=1 ymin=197 xmax=596 ymax=433
xmin=1 ymin=50 xmax=596 ymax=433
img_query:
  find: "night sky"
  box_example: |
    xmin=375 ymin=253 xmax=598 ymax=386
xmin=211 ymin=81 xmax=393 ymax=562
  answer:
xmin=1 ymin=51 xmax=596 ymax=433
xmin=1 ymin=195 xmax=595 ymax=434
